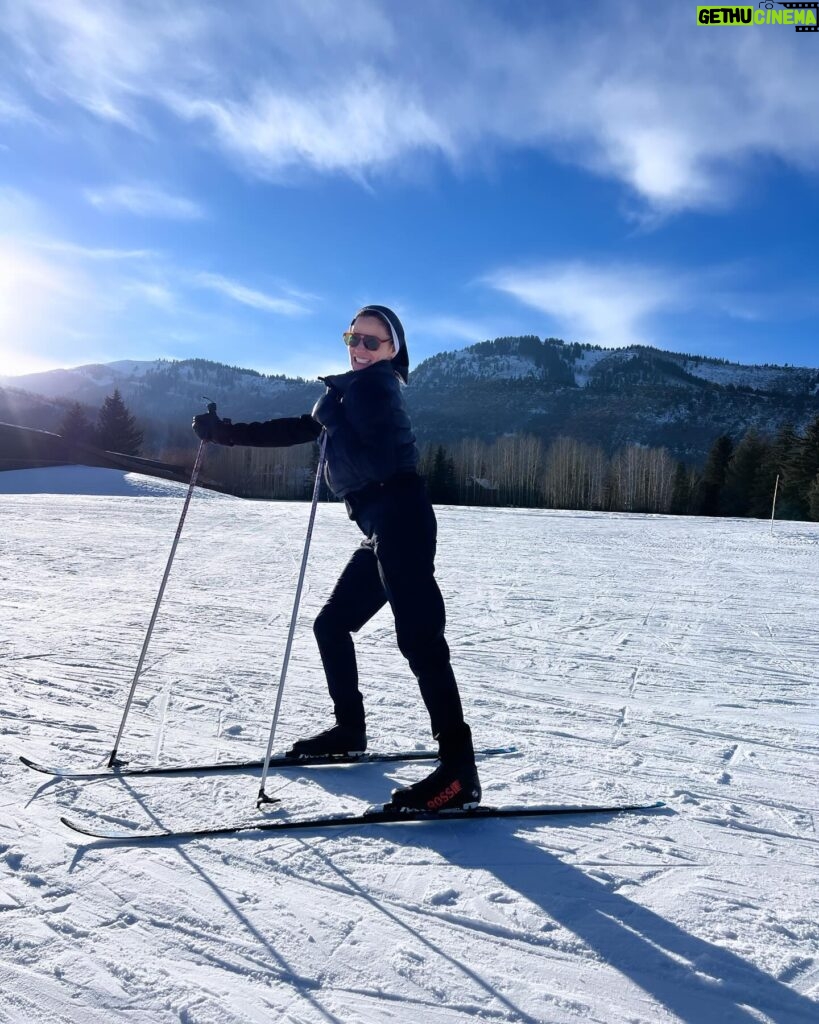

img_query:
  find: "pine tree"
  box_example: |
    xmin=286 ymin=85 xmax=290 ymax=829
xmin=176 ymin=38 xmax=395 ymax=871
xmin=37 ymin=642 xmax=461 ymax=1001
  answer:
xmin=748 ymin=435 xmax=778 ymax=519
xmin=442 ymin=447 xmax=456 ymax=503
xmin=669 ymin=461 xmax=690 ymax=515
xmin=696 ymin=435 xmax=733 ymax=516
xmin=95 ymin=390 xmax=143 ymax=455
xmin=427 ymin=445 xmax=456 ymax=503
xmin=792 ymin=415 xmax=819 ymax=518
xmin=808 ymin=472 xmax=819 ymax=522
xmin=722 ymin=429 xmax=766 ymax=518
xmin=774 ymin=422 xmax=804 ymax=519
xmin=59 ymin=402 xmax=95 ymax=446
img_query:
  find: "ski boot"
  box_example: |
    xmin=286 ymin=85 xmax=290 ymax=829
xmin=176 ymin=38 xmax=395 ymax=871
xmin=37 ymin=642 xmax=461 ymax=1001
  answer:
xmin=285 ymin=723 xmax=367 ymax=759
xmin=388 ymin=724 xmax=481 ymax=812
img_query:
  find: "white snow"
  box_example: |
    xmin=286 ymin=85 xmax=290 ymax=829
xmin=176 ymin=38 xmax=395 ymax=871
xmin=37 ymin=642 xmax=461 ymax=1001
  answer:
xmin=679 ymin=359 xmax=814 ymax=394
xmin=0 ymin=465 xmax=196 ymax=497
xmin=413 ymin=350 xmax=542 ymax=382
xmin=572 ymin=348 xmax=613 ymax=387
xmin=1 ymin=475 xmax=818 ymax=1022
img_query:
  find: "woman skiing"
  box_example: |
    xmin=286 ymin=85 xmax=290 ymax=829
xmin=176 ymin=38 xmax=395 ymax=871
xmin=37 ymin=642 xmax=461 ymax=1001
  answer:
xmin=193 ymin=305 xmax=480 ymax=812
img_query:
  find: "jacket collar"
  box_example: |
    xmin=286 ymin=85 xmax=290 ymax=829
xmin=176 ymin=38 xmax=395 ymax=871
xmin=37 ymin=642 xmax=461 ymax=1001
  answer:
xmin=318 ymin=360 xmax=395 ymax=394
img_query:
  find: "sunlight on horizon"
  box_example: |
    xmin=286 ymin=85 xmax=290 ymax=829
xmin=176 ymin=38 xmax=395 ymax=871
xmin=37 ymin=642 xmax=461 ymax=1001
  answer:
xmin=0 ymin=241 xmax=81 ymax=378
xmin=0 ymin=349 xmax=73 ymax=378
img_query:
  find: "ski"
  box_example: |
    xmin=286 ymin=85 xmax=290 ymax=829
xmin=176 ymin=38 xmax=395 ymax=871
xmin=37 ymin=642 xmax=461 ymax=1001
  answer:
xmin=61 ymin=800 xmax=665 ymax=842
xmin=20 ymin=745 xmax=517 ymax=781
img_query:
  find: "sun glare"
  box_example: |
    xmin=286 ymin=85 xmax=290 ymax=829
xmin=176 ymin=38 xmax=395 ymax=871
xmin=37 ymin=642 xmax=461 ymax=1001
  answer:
xmin=0 ymin=242 xmax=79 ymax=378
xmin=0 ymin=347 xmax=64 ymax=378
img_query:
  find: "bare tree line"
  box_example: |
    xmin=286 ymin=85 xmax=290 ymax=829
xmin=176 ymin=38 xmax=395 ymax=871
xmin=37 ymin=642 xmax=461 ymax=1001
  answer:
xmin=159 ymin=442 xmax=316 ymax=500
xmin=424 ymin=435 xmax=678 ymax=513
xmin=161 ymin=433 xmax=683 ymax=513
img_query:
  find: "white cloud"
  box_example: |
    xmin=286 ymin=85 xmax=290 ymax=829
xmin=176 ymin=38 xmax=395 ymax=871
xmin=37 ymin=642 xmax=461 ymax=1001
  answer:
xmin=170 ymin=79 xmax=452 ymax=179
xmin=192 ymin=272 xmax=310 ymax=317
xmin=0 ymin=0 xmax=209 ymax=131
xmin=0 ymin=186 xmax=49 ymax=233
xmin=413 ymin=315 xmax=496 ymax=346
xmin=121 ymin=280 xmax=177 ymax=312
xmin=0 ymin=187 xmax=315 ymax=370
xmin=85 ymin=183 xmax=205 ymax=220
xmin=484 ymin=261 xmax=685 ymax=349
xmin=3 ymin=1 xmax=818 ymax=209
xmin=33 ymin=240 xmax=157 ymax=261
xmin=0 ymin=90 xmax=38 ymax=124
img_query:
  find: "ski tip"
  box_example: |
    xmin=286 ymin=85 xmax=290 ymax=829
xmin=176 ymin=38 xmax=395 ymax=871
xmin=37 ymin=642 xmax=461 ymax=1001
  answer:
xmin=60 ymin=816 xmax=97 ymax=837
xmin=20 ymin=756 xmax=54 ymax=775
xmin=60 ymin=816 xmax=150 ymax=842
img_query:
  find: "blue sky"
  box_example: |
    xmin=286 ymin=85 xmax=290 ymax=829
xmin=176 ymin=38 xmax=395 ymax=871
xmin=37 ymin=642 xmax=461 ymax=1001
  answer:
xmin=0 ymin=0 xmax=817 ymax=380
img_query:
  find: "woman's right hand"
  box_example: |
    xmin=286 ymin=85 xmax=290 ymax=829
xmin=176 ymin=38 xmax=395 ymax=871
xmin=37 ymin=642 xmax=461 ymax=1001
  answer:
xmin=192 ymin=411 xmax=234 ymax=445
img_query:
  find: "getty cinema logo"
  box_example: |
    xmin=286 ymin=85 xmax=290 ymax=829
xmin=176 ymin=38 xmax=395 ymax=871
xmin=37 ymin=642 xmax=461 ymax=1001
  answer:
xmin=697 ymin=2 xmax=819 ymax=30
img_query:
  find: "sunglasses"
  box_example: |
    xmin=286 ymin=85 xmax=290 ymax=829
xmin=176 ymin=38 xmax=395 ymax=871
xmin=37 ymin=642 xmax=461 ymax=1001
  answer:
xmin=342 ymin=331 xmax=391 ymax=351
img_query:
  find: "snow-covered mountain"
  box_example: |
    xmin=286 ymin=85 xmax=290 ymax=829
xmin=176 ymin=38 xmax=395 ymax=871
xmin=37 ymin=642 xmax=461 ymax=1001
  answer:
xmin=0 ymin=358 xmax=322 ymax=450
xmin=408 ymin=338 xmax=819 ymax=460
xmin=411 ymin=336 xmax=819 ymax=396
xmin=0 ymin=357 xmax=316 ymax=419
xmin=2 ymin=338 xmax=818 ymax=461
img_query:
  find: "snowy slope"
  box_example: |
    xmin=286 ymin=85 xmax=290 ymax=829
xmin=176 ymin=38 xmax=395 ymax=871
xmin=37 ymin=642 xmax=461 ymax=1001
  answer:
xmin=0 ymin=466 xmax=195 ymax=497
xmin=1 ymin=480 xmax=818 ymax=1022
xmin=0 ymin=360 xmax=169 ymax=399
xmin=0 ymin=359 xmax=308 ymax=425
xmin=678 ymin=358 xmax=817 ymax=394
xmin=572 ymin=348 xmax=612 ymax=387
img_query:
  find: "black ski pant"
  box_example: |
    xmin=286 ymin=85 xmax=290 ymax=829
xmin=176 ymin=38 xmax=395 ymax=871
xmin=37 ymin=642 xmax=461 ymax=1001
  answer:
xmin=313 ymin=473 xmax=465 ymax=739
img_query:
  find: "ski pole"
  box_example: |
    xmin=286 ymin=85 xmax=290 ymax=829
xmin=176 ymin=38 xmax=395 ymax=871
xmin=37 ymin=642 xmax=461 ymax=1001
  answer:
xmin=107 ymin=401 xmax=215 ymax=768
xmin=257 ymin=431 xmax=327 ymax=806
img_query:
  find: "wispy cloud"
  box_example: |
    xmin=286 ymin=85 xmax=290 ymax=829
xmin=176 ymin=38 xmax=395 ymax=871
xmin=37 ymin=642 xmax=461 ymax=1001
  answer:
xmin=0 ymin=186 xmax=315 ymax=372
xmin=0 ymin=185 xmax=49 ymax=234
xmin=33 ymin=240 xmax=157 ymax=261
xmin=0 ymin=90 xmax=39 ymax=124
xmin=413 ymin=314 xmax=496 ymax=346
xmin=169 ymin=79 xmax=452 ymax=179
xmin=4 ymin=1 xmax=817 ymax=210
xmin=121 ymin=280 xmax=177 ymax=312
xmin=85 ymin=183 xmax=205 ymax=220
xmin=484 ymin=261 xmax=685 ymax=349
xmin=192 ymin=272 xmax=310 ymax=317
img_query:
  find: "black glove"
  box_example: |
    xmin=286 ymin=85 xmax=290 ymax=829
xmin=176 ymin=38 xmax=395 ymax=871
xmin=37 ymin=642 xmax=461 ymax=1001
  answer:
xmin=311 ymin=390 xmax=343 ymax=430
xmin=192 ymin=410 xmax=234 ymax=445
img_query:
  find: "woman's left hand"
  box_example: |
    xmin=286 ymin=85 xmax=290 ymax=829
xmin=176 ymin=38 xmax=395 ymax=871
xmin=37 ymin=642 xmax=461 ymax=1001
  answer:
xmin=312 ymin=390 xmax=343 ymax=429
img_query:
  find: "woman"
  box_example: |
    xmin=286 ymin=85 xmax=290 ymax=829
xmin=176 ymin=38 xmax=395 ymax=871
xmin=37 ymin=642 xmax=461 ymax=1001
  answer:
xmin=193 ymin=305 xmax=480 ymax=811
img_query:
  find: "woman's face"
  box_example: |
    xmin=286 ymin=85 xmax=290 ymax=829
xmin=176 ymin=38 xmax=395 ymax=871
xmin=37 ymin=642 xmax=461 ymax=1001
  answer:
xmin=348 ymin=314 xmax=396 ymax=372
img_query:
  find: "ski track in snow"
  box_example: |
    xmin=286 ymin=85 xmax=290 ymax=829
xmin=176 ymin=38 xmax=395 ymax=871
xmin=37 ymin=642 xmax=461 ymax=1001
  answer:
xmin=1 ymin=478 xmax=818 ymax=1022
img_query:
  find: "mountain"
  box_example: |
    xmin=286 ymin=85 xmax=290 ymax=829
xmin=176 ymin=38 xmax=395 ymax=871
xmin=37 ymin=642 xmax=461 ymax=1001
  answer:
xmin=0 ymin=358 xmax=322 ymax=449
xmin=0 ymin=358 xmax=319 ymax=421
xmin=2 ymin=339 xmax=818 ymax=462
xmin=406 ymin=337 xmax=819 ymax=461
xmin=0 ymin=384 xmax=79 ymax=434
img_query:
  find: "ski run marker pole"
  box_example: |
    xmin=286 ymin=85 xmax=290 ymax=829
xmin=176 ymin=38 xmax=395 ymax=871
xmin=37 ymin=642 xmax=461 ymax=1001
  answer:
xmin=257 ymin=431 xmax=328 ymax=806
xmin=107 ymin=401 xmax=215 ymax=767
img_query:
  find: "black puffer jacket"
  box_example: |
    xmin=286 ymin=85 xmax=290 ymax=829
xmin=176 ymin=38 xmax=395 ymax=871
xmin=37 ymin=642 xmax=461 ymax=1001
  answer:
xmin=224 ymin=361 xmax=419 ymax=501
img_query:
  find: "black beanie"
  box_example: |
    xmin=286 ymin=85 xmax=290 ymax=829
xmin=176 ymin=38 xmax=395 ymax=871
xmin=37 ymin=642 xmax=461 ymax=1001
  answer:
xmin=351 ymin=305 xmax=410 ymax=384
